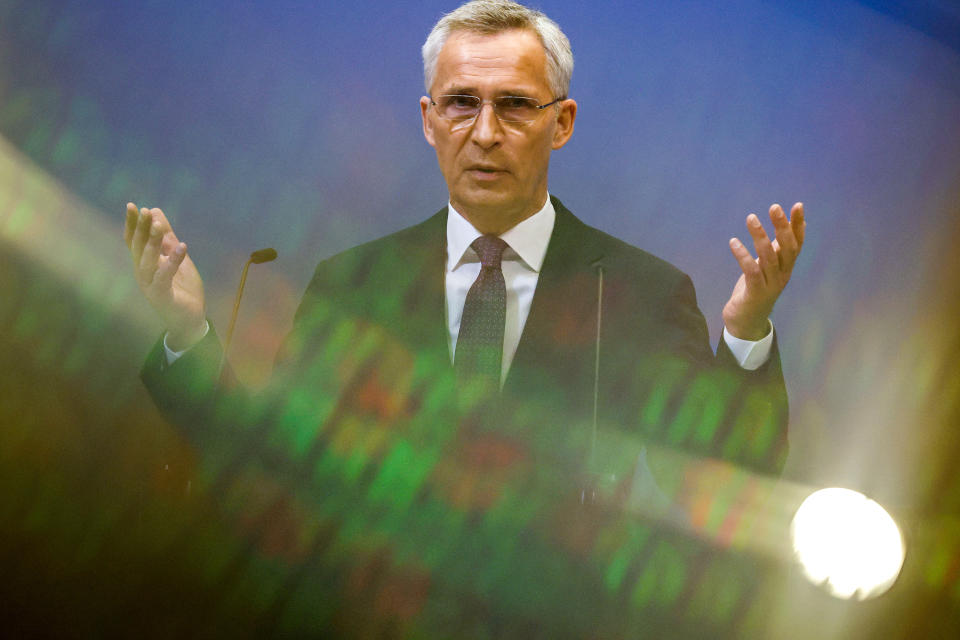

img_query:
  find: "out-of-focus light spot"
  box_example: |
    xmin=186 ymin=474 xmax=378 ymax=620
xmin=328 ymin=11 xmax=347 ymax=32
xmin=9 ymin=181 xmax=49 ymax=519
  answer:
xmin=790 ymin=488 xmax=905 ymax=600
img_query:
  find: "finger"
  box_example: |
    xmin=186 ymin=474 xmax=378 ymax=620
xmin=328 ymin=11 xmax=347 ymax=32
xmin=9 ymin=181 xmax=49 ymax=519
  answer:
xmin=147 ymin=207 xmax=180 ymax=254
xmin=130 ymin=207 xmax=153 ymax=265
xmin=160 ymin=229 xmax=180 ymax=255
xmin=746 ymin=213 xmax=777 ymax=286
xmin=151 ymin=242 xmax=187 ymax=292
xmin=148 ymin=207 xmax=172 ymax=231
xmin=790 ymin=202 xmax=805 ymax=246
xmin=124 ymin=202 xmax=139 ymax=248
xmin=769 ymin=204 xmax=799 ymax=273
xmin=729 ymin=237 xmax=763 ymax=290
xmin=138 ymin=218 xmax=165 ymax=286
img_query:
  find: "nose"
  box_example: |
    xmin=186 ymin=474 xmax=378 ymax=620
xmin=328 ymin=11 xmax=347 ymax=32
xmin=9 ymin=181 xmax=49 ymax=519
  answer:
xmin=468 ymin=101 xmax=503 ymax=148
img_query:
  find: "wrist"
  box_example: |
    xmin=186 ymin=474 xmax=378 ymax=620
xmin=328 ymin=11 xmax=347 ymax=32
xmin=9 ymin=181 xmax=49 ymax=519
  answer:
xmin=723 ymin=317 xmax=770 ymax=341
xmin=166 ymin=319 xmax=208 ymax=352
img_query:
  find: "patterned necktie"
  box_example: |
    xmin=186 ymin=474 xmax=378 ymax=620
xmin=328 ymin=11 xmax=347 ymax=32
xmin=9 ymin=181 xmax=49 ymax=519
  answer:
xmin=454 ymin=235 xmax=508 ymax=389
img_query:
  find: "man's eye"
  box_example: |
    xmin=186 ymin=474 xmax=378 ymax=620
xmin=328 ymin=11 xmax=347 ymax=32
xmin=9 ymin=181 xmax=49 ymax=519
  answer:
xmin=499 ymin=97 xmax=532 ymax=110
xmin=449 ymin=96 xmax=478 ymax=108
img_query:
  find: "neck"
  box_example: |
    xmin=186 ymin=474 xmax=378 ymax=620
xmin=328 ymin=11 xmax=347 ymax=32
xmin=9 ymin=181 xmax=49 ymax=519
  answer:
xmin=454 ymin=194 xmax=549 ymax=235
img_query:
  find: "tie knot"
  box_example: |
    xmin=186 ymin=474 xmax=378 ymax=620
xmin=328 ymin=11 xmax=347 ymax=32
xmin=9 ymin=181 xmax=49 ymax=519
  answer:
xmin=471 ymin=235 xmax=508 ymax=269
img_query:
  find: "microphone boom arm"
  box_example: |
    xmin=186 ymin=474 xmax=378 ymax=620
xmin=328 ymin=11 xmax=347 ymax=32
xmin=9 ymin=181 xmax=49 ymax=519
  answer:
xmin=218 ymin=247 xmax=278 ymax=379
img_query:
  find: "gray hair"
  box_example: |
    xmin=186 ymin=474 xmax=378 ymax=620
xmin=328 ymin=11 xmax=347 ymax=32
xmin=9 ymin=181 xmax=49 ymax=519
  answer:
xmin=422 ymin=0 xmax=573 ymax=99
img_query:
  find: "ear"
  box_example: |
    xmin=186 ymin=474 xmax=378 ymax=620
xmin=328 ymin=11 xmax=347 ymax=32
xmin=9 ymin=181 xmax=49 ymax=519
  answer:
xmin=551 ymin=98 xmax=577 ymax=150
xmin=420 ymin=96 xmax=436 ymax=148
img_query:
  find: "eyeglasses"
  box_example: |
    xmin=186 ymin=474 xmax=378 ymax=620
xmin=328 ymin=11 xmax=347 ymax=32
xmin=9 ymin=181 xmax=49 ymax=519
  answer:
xmin=430 ymin=94 xmax=562 ymax=125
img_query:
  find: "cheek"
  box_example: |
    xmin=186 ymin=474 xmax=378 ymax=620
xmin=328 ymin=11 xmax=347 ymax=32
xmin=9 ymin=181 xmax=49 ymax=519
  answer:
xmin=516 ymin=136 xmax=554 ymax=172
xmin=434 ymin=135 xmax=461 ymax=162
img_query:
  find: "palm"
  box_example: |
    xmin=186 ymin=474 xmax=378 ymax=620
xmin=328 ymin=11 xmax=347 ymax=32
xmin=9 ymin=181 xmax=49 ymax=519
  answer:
xmin=125 ymin=203 xmax=208 ymax=349
xmin=722 ymin=203 xmax=805 ymax=341
xmin=156 ymin=247 xmax=204 ymax=332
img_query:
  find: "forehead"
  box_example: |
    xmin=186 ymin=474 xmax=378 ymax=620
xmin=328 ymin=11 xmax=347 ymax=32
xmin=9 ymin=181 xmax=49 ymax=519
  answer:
xmin=432 ymin=29 xmax=550 ymax=95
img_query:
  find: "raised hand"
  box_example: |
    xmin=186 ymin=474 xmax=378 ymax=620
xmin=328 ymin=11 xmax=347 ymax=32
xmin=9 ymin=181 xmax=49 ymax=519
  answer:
xmin=722 ymin=202 xmax=805 ymax=341
xmin=124 ymin=202 xmax=207 ymax=351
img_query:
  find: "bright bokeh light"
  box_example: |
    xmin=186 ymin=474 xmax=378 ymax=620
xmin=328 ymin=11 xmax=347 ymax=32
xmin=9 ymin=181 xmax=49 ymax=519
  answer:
xmin=790 ymin=488 xmax=905 ymax=600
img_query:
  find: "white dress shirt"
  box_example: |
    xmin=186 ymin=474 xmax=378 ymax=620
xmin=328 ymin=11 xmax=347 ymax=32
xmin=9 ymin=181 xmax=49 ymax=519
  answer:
xmin=445 ymin=198 xmax=555 ymax=384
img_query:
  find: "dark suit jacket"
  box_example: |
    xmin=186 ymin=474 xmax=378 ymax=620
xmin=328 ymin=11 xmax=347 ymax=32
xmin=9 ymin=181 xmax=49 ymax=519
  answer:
xmin=140 ymin=196 xmax=788 ymax=638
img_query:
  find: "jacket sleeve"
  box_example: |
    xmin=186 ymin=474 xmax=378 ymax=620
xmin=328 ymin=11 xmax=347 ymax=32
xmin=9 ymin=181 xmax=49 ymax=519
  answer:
xmin=656 ymin=272 xmax=790 ymax=477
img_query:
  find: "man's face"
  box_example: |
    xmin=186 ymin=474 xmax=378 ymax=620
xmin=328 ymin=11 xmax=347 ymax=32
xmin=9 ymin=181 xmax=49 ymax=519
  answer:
xmin=420 ymin=29 xmax=576 ymax=233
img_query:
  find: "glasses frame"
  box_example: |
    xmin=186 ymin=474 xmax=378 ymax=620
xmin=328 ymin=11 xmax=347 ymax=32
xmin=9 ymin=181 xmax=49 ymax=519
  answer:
xmin=429 ymin=94 xmax=563 ymax=126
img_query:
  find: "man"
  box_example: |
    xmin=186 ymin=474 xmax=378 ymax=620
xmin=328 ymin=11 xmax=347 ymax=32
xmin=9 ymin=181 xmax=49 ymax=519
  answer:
xmin=124 ymin=1 xmax=804 ymax=635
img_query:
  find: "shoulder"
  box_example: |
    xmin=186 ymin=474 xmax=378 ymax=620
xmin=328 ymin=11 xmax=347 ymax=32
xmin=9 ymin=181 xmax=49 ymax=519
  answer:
xmin=302 ymin=208 xmax=446 ymax=292
xmin=317 ymin=208 xmax=446 ymax=276
xmin=289 ymin=207 xmax=447 ymax=328
xmin=551 ymin=196 xmax=691 ymax=292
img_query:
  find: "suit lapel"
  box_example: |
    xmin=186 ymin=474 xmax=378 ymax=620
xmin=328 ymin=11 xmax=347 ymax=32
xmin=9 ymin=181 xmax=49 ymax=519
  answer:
xmin=504 ymin=198 xmax=606 ymax=400
xmin=392 ymin=208 xmax=450 ymax=367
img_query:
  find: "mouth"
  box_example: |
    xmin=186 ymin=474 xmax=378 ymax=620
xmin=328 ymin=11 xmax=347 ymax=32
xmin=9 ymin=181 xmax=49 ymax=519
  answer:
xmin=466 ymin=165 xmax=508 ymax=179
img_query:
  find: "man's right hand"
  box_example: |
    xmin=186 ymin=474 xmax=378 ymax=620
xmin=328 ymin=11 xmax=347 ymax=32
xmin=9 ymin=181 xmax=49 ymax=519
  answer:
xmin=124 ymin=202 xmax=207 ymax=352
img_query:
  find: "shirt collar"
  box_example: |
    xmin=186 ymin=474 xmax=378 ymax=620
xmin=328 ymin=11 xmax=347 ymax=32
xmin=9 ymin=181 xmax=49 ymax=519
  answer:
xmin=446 ymin=195 xmax=556 ymax=272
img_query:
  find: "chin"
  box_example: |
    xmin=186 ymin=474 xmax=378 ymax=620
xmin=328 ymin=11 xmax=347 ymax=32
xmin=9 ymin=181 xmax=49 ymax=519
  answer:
xmin=462 ymin=196 xmax=518 ymax=217
xmin=455 ymin=187 xmax=513 ymax=210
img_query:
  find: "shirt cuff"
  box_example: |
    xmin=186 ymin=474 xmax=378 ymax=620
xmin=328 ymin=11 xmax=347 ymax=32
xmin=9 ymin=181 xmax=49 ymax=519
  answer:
xmin=722 ymin=321 xmax=773 ymax=371
xmin=163 ymin=321 xmax=210 ymax=366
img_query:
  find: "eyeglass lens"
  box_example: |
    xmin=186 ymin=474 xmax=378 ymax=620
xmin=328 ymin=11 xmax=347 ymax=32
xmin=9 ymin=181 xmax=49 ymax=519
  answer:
xmin=434 ymin=95 xmax=544 ymax=122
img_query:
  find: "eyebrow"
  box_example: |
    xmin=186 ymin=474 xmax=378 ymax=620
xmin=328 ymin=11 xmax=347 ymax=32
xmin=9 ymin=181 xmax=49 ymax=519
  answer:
xmin=440 ymin=86 xmax=536 ymax=97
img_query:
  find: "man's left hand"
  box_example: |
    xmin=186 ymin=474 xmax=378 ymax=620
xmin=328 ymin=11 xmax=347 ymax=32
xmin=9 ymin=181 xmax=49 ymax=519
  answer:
xmin=722 ymin=202 xmax=805 ymax=340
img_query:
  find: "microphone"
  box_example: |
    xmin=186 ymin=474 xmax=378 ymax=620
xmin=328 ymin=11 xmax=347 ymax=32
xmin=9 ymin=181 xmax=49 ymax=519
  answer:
xmin=219 ymin=247 xmax=279 ymax=379
xmin=582 ymin=261 xmax=604 ymax=505
xmin=250 ymin=247 xmax=278 ymax=264
xmin=591 ymin=262 xmax=604 ymax=457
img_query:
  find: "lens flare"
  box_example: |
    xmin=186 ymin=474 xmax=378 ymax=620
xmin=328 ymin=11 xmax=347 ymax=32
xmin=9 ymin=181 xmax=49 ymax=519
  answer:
xmin=790 ymin=488 xmax=905 ymax=600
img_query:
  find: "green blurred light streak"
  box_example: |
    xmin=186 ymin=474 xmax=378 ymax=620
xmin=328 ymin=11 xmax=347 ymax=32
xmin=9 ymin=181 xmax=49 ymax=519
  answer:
xmin=705 ymin=472 xmax=751 ymax=540
xmin=638 ymin=362 xmax=686 ymax=433
xmin=630 ymin=539 xmax=687 ymax=610
xmin=366 ymin=439 xmax=438 ymax=509
xmin=604 ymin=523 xmax=652 ymax=592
